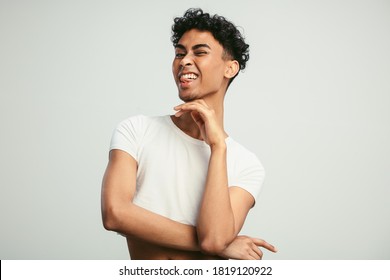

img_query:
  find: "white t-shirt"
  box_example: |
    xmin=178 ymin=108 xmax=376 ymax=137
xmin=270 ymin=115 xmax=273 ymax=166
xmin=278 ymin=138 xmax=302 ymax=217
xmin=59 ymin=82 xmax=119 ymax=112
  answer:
xmin=110 ymin=115 xmax=265 ymax=226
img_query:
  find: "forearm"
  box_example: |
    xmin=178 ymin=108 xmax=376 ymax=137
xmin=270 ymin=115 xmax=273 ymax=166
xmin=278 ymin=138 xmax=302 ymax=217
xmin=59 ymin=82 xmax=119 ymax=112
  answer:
xmin=103 ymin=197 xmax=200 ymax=252
xmin=197 ymin=143 xmax=235 ymax=253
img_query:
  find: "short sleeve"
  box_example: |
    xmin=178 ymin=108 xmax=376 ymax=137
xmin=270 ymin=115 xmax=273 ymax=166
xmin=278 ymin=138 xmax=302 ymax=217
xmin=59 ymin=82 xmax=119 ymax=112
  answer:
xmin=109 ymin=115 xmax=144 ymax=161
xmin=229 ymin=151 xmax=265 ymax=204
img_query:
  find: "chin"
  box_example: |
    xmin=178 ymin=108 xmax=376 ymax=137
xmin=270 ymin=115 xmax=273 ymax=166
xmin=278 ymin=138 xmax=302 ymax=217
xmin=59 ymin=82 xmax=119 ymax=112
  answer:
xmin=178 ymin=90 xmax=197 ymax=102
xmin=179 ymin=96 xmax=195 ymax=102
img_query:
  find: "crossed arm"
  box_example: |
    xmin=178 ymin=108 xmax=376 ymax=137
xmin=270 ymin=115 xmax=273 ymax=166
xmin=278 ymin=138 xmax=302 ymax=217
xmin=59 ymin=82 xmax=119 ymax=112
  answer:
xmin=102 ymin=149 xmax=200 ymax=252
xmin=101 ymin=100 xmax=276 ymax=259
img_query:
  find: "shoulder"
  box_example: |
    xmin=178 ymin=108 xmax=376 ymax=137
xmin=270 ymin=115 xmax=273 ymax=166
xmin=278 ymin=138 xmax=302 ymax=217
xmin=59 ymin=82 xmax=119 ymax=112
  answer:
xmin=110 ymin=115 xmax=168 ymax=158
xmin=226 ymin=137 xmax=265 ymax=182
xmin=226 ymin=137 xmax=263 ymax=167
xmin=117 ymin=114 xmax=153 ymax=127
xmin=226 ymin=137 xmax=266 ymax=201
xmin=116 ymin=115 xmax=167 ymax=132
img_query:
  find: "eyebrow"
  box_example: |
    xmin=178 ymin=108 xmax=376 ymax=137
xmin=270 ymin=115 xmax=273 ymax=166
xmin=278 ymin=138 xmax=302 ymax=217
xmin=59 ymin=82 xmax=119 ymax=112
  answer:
xmin=175 ymin=43 xmax=211 ymax=51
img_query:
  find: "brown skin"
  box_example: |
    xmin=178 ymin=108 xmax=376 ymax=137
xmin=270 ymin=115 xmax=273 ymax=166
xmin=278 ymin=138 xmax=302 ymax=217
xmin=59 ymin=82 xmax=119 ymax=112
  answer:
xmin=101 ymin=29 xmax=277 ymax=259
xmin=127 ymin=237 xmax=224 ymax=260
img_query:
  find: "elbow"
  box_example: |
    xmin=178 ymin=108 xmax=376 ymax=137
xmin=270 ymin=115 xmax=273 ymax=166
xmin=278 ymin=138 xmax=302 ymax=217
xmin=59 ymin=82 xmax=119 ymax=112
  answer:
xmin=198 ymin=226 xmax=236 ymax=255
xmin=102 ymin=205 xmax=121 ymax=231
xmin=199 ymin=235 xmax=232 ymax=255
xmin=102 ymin=216 xmax=115 ymax=232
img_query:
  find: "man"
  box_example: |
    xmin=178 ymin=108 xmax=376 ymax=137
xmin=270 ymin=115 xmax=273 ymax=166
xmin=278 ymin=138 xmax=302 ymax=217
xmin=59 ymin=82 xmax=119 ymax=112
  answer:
xmin=101 ymin=8 xmax=277 ymax=260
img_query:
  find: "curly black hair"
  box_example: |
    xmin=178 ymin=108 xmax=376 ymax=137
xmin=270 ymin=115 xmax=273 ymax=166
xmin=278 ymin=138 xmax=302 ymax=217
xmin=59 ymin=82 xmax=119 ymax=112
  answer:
xmin=171 ymin=8 xmax=249 ymax=82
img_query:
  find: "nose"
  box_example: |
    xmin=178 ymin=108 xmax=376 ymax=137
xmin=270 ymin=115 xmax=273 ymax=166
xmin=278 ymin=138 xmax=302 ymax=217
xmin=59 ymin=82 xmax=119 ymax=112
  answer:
xmin=180 ymin=53 xmax=193 ymax=67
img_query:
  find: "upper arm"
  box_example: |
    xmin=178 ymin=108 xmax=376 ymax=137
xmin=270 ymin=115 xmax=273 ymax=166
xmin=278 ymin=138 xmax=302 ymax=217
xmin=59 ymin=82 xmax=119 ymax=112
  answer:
xmin=228 ymin=150 xmax=265 ymax=236
xmin=229 ymin=186 xmax=255 ymax=236
xmin=101 ymin=149 xmax=137 ymax=227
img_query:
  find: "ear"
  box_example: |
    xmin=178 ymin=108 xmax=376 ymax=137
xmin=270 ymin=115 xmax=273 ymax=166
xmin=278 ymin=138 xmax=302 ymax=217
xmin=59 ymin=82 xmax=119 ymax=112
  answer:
xmin=224 ymin=60 xmax=240 ymax=79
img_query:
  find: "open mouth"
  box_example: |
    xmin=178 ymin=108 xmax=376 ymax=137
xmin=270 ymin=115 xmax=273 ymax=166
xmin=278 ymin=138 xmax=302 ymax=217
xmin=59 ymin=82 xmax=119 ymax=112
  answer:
xmin=179 ymin=73 xmax=199 ymax=82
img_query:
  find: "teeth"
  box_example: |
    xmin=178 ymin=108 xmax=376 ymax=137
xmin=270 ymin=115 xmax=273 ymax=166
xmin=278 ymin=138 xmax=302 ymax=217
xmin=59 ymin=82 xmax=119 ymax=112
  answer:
xmin=181 ymin=73 xmax=198 ymax=80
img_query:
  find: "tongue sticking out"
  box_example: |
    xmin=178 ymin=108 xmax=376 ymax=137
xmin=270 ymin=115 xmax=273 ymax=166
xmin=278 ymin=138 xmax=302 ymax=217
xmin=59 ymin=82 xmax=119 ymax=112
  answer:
xmin=179 ymin=74 xmax=197 ymax=87
xmin=180 ymin=79 xmax=192 ymax=87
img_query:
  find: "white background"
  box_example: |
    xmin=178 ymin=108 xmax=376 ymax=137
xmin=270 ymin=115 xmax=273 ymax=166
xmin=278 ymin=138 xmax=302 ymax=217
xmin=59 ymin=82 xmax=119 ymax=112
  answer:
xmin=0 ymin=0 xmax=389 ymax=259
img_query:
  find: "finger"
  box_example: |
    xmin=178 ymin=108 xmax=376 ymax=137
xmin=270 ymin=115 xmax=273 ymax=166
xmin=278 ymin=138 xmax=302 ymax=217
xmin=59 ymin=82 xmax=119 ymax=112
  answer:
xmin=177 ymin=103 xmax=205 ymax=111
xmin=249 ymin=249 xmax=262 ymax=260
xmin=174 ymin=100 xmax=207 ymax=110
xmin=174 ymin=104 xmax=194 ymax=113
xmin=174 ymin=110 xmax=188 ymax=117
xmin=175 ymin=101 xmax=209 ymax=112
xmin=190 ymin=111 xmax=203 ymax=126
xmin=252 ymin=243 xmax=264 ymax=259
xmin=241 ymin=251 xmax=257 ymax=260
xmin=173 ymin=104 xmax=185 ymax=110
xmin=177 ymin=104 xmax=212 ymax=121
xmin=252 ymin=238 xmax=278 ymax=253
xmin=174 ymin=103 xmax=204 ymax=117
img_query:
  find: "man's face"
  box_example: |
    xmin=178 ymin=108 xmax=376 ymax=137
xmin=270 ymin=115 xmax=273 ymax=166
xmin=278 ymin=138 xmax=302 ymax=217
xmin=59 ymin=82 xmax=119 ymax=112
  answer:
xmin=172 ymin=29 xmax=231 ymax=102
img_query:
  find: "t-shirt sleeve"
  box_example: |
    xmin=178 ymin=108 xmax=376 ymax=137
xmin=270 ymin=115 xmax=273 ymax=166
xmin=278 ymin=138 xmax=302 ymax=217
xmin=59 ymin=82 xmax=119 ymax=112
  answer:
xmin=109 ymin=115 xmax=144 ymax=161
xmin=229 ymin=152 xmax=265 ymax=204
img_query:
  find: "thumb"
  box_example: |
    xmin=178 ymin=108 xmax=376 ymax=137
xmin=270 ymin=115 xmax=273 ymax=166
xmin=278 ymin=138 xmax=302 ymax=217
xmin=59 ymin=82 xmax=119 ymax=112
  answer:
xmin=191 ymin=111 xmax=204 ymax=128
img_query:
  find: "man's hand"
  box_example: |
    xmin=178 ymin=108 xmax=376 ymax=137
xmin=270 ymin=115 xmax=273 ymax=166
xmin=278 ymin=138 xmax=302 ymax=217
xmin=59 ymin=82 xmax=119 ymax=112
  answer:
xmin=219 ymin=235 xmax=277 ymax=260
xmin=174 ymin=99 xmax=226 ymax=147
